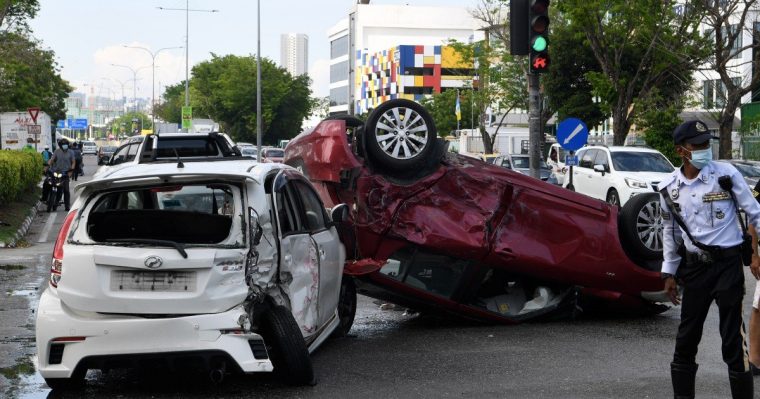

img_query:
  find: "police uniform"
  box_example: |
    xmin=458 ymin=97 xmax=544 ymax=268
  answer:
xmin=753 ymin=181 xmax=760 ymax=311
xmin=662 ymin=121 xmax=760 ymax=399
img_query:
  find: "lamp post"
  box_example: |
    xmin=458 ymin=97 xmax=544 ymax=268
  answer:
xmin=110 ymin=63 xmax=150 ymax=113
xmin=122 ymin=45 xmax=183 ymax=131
xmin=157 ymin=2 xmax=219 ymax=109
xmin=256 ymin=0 xmax=262 ymax=157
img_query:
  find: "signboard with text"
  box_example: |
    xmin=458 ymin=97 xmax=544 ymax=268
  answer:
xmin=181 ymin=106 xmax=193 ymax=130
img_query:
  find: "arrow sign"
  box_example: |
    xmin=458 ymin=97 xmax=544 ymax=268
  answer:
xmin=27 ymin=107 xmax=40 ymax=124
xmin=556 ymin=118 xmax=589 ymax=151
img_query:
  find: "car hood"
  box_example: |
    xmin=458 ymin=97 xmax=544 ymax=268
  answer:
xmin=613 ymin=171 xmax=672 ymax=185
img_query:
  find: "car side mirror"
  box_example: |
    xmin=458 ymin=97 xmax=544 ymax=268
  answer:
xmin=593 ymin=164 xmax=606 ymax=175
xmin=330 ymin=203 xmax=349 ymax=224
xmin=249 ymin=208 xmax=263 ymax=246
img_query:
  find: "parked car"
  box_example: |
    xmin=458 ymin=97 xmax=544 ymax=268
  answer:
xmin=718 ymin=159 xmax=760 ymax=187
xmin=36 ymin=159 xmax=355 ymax=389
xmin=94 ymin=132 xmax=241 ymax=178
xmin=241 ymin=147 xmax=258 ymax=160
xmin=96 ymin=145 xmax=118 ymax=165
xmin=260 ymin=147 xmax=285 ymax=163
xmin=493 ymin=154 xmax=558 ymax=184
xmin=566 ymin=145 xmax=675 ymax=207
xmin=284 ymin=99 xmax=667 ymax=325
xmin=81 ymin=141 xmax=98 ymax=155
xmin=546 ymin=143 xmax=568 ymax=185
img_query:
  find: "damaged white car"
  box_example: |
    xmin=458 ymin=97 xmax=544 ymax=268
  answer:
xmin=35 ymin=159 xmax=356 ymax=389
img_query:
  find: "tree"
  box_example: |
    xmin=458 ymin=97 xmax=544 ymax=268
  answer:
xmin=109 ymin=111 xmax=152 ymax=135
xmin=0 ymin=32 xmax=71 ymax=121
xmin=697 ymin=0 xmax=760 ymax=158
xmin=154 ymin=82 xmax=184 ymax=125
xmin=0 ymin=0 xmax=39 ymax=32
xmin=420 ymin=89 xmax=474 ymax=137
xmin=559 ymin=0 xmax=709 ymax=145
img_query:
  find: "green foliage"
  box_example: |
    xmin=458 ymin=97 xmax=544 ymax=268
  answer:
xmin=0 ymin=150 xmax=43 ymax=206
xmin=0 ymin=0 xmax=39 ymax=32
xmin=154 ymin=82 xmax=185 ymax=126
xmin=636 ymin=93 xmax=683 ymax=166
xmin=109 ymin=111 xmax=152 ymax=134
xmin=0 ymin=32 xmax=71 ymax=121
xmin=161 ymin=54 xmax=313 ymax=145
xmin=420 ymin=90 xmax=474 ymax=137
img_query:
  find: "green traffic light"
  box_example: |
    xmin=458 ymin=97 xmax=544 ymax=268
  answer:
xmin=532 ymin=36 xmax=547 ymax=52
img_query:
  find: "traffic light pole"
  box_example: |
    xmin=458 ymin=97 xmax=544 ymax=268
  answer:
xmin=528 ymin=72 xmax=541 ymax=179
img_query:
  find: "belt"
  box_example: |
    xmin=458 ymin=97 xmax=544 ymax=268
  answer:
xmin=684 ymin=245 xmax=742 ymax=264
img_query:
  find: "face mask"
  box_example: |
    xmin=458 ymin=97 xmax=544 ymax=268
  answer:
xmin=61 ymin=145 xmax=69 ymax=150
xmin=686 ymin=147 xmax=712 ymax=169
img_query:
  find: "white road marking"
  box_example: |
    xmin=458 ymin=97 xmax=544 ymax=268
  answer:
xmin=563 ymin=124 xmax=584 ymax=145
xmin=37 ymin=212 xmax=57 ymax=243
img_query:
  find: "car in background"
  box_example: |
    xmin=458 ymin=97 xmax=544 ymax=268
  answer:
xmin=493 ymin=154 xmax=558 ymax=185
xmin=547 ymin=143 xmax=568 ymax=185
xmin=81 ymin=141 xmax=98 ymax=155
xmin=480 ymin=153 xmax=500 ymax=164
xmin=566 ymin=146 xmax=675 ymax=207
xmin=96 ymin=145 xmax=118 ymax=165
xmin=718 ymin=159 xmax=760 ymax=187
xmin=240 ymin=147 xmax=258 ymax=160
xmin=260 ymin=147 xmax=285 ymax=163
xmin=36 ymin=159 xmax=355 ymax=389
xmin=285 ymin=99 xmax=667 ymax=325
xmin=236 ymin=142 xmax=254 ymax=149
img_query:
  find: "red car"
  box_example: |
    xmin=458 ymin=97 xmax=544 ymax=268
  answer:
xmin=285 ymin=99 xmax=667 ymax=323
xmin=260 ymin=147 xmax=285 ymax=163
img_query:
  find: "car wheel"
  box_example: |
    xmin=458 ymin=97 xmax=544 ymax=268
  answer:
xmin=260 ymin=305 xmax=315 ymax=386
xmin=619 ymin=193 xmax=663 ymax=261
xmin=332 ymin=277 xmax=357 ymax=338
xmin=363 ymin=99 xmax=437 ymax=174
xmin=606 ymin=189 xmax=621 ymax=207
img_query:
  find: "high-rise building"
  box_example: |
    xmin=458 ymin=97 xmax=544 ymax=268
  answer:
xmin=280 ymin=33 xmax=309 ymax=76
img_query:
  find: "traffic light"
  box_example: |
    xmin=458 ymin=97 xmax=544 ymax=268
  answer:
xmin=510 ymin=0 xmax=529 ymax=56
xmin=529 ymin=0 xmax=550 ymax=73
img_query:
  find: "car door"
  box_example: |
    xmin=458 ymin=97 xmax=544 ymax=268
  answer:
xmin=290 ymin=179 xmax=344 ymax=328
xmin=590 ymin=150 xmax=613 ymax=200
xmin=572 ymin=149 xmax=595 ymax=195
xmin=270 ymin=170 xmax=321 ymax=336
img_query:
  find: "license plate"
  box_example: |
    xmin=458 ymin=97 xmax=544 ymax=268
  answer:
xmin=110 ymin=271 xmax=197 ymax=292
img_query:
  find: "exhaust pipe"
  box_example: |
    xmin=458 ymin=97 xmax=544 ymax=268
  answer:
xmin=209 ymin=361 xmax=226 ymax=384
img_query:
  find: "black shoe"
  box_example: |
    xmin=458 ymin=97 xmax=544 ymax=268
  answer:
xmin=671 ymin=362 xmax=698 ymax=399
xmin=751 ymin=363 xmax=760 ymax=376
xmin=729 ymin=369 xmax=754 ymax=399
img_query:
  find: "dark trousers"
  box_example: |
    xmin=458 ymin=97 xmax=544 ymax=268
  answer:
xmin=61 ymin=176 xmax=70 ymax=210
xmin=673 ymin=254 xmax=748 ymax=372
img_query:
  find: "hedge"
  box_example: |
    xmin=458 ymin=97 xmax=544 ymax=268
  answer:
xmin=0 ymin=149 xmax=43 ymax=206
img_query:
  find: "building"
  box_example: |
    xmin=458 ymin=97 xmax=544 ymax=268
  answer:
xmin=280 ymin=33 xmax=308 ymax=76
xmin=328 ymin=3 xmax=484 ymax=115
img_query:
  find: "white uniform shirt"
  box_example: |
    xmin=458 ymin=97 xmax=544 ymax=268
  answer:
xmin=660 ymin=161 xmax=760 ymax=275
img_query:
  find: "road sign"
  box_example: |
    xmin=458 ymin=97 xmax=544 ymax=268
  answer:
xmin=27 ymin=124 xmax=41 ymax=136
xmin=181 ymin=106 xmax=193 ymax=130
xmin=27 ymin=107 xmax=40 ymax=124
xmin=70 ymin=118 xmax=88 ymax=130
xmin=557 ymin=118 xmax=589 ymax=151
xmin=564 ymin=155 xmax=579 ymax=166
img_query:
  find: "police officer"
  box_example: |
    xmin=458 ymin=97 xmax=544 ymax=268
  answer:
xmin=661 ymin=120 xmax=760 ymax=398
xmin=47 ymin=138 xmax=75 ymax=211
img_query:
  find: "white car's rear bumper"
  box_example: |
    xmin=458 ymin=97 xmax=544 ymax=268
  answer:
xmin=36 ymin=289 xmax=273 ymax=379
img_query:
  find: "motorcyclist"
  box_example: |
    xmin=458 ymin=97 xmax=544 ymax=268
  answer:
xmin=47 ymin=138 xmax=76 ymax=211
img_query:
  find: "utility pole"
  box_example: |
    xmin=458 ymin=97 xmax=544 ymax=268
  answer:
xmin=110 ymin=64 xmax=150 ymax=114
xmin=256 ymin=0 xmax=262 ymax=158
xmin=528 ymin=73 xmax=541 ymax=179
xmin=122 ymin=45 xmax=183 ymax=131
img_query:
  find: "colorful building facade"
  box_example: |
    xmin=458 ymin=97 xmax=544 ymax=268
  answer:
xmin=354 ymin=45 xmax=473 ymax=115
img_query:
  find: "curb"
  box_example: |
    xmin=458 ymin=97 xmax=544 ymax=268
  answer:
xmin=0 ymin=201 xmax=40 ymax=248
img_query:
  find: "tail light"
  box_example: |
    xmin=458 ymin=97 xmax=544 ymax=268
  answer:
xmin=50 ymin=210 xmax=77 ymax=288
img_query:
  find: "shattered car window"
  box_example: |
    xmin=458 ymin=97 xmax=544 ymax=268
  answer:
xmin=380 ymin=248 xmax=467 ymax=298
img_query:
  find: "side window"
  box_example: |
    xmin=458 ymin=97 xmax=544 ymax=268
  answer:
xmin=292 ymin=181 xmax=327 ymax=232
xmin=579 ymin=150 xmax=596 ymax=169
xmin=275 ymin=183 xmax=303 ymax=236
xmin=594 ymin=150 xmax=610 ymax=172
xmin=110 ymin=144 xmax=131 ymax=165
xmin=500 ymin=157 xmax=511 ymax=168
xmin=125 ymin=143 xmax=139 ymax=162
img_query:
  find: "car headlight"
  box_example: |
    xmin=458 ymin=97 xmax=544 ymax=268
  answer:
xmin=625 ymin=178 xmax=648 ymax=189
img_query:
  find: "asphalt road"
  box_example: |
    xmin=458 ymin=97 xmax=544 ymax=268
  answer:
xmin=0 ymin=155 xmax=756 ymax=398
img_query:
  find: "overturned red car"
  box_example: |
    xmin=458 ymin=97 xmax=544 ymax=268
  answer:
xmin=285 ymin=99 xmax=667 ymax=323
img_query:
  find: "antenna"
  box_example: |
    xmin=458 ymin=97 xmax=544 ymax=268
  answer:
xmin=173 ymin=148 xmax=184 ymax=168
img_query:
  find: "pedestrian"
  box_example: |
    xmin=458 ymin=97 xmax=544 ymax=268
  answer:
xmin=745 ymin=183 xmax=760 ymax=375
xmin=47 ymin=138 xmax=75 ymax=211
xmin=70 ymin=142 xmax=83 ymax=181
xmin=660 ymin=120 xmax=760 ymax=399
xmin=41 ymin=147 xmax=52 ymax=164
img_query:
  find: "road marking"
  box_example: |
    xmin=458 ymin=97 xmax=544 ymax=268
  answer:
xmin=563 ymin=124 xmax=584 ymax=145
xmin=37 ymin=212 xmax=57 ymax=243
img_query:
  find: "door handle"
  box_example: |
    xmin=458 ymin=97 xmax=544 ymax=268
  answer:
xmin=283 ymin=254 xmax=292 ymax=265
xmin=319 ymin=248 xmax=326 ymax=260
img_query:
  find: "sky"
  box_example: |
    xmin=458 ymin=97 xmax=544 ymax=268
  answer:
xmin=29 ymin=0 xmax=478 ymax=101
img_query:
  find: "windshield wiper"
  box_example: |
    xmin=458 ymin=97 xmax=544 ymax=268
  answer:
xmin=106 ymin=238 xmax=188 ymax=258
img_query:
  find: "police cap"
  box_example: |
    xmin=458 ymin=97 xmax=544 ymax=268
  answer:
xmin=673 ymin=120 xmax=717 ymax=145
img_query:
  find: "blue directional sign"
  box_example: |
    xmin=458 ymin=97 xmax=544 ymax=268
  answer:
xmin=70 ymin=118 xmax=88 ymax=130
xmin=565 ymin=155 xmax=579 ymax=166
xmin=557 ymin=118 xmax=589 ymax=151
xmin=56 ymin=120 xmax=65 ymax=129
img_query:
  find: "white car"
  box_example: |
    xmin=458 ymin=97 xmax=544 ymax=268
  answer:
xmin=565 ymin=145 xmax=675 ymax=206
xmin=80 ymin=141 xmax=98 ymax=155
xmin=546 ymin=143 xmax=568 ymax=185
xmin=36 ymin=159 xmax=356 ymax=389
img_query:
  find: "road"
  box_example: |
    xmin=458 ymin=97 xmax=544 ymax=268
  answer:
xmin=0 ymin=154 xmax=756 ymax=398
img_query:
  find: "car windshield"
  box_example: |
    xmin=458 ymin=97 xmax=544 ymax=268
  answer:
xmin=265 ymin=149 xmax=284 ymax=157
xmin=512 ymin=156 xmax=549 ymax=169
xmin=241 ymin=148 xmax=257 ymax=156
xmin=731 ymin=163 xmax=760 ymax=178
xmin=610 ymin=151 xmax=674 ymax=172
xmin=102 ymin=146 xmax=117 ymax=152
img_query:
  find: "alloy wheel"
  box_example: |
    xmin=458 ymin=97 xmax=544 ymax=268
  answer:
xmin=373 ymin=107 xmax=429 ymax=160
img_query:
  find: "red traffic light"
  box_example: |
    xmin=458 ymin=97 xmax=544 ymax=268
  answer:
xmin=531 ymin=53 xmax=550 ymax=72
xmin=530 ymin=0 xmax=550 ymax=14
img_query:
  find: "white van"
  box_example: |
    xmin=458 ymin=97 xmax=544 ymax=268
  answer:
xmin=546 ymin=143 xmax=568 ymax=185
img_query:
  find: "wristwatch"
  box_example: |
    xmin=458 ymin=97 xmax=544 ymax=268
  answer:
xmin=661 ymin=272 xmax=674 ymax=280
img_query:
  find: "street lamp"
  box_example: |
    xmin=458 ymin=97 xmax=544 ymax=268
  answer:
xmin=122 ymin=45 xmax=183 ymax=131
xmin=257 ymin=0 xmax=262 ymax=157
xmin=110 ymin=63 xmax=151 ymax=114
xmin=157 ymin=2 xmax=219 ymax=109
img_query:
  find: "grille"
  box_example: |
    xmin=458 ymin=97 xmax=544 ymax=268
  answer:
xmin=248 ymin=340 xmax=269 ymax=359
xmin=49 ymin=344 xmax=65 ymax=365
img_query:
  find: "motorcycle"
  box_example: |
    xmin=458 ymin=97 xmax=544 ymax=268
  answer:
xmin=44 ymin=170 xmax=66 ymax=212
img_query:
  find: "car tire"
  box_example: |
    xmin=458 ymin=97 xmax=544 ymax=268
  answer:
xmin=260 ymin=305 xmax=315 ymax=386
xmin=606 ymin=189 xmax=621 ymax=207
xmin=363 ymin=99 xmax=438 ymax=174
xmin=619 ymin=193 xmax=663 ymax=261
xmin=332 ymin=277 xmax=357 ymax=338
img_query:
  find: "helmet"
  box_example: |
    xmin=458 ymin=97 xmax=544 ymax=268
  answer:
xmin=58 ymin=138 xmax=69 ymax=146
